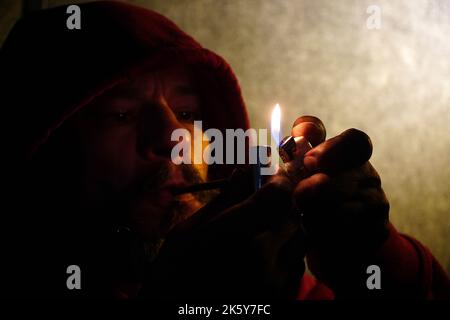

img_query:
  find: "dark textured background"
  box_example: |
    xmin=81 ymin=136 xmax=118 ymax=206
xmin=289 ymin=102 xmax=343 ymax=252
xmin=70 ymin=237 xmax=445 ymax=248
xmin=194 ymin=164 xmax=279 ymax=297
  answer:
xmin=1 ymin=0 xmax=449 ymax=273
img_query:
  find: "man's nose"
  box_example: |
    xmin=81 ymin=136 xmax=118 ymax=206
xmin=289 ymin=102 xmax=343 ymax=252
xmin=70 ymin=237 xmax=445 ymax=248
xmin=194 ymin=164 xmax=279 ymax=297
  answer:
xmin=137 ymin=100 xmax=183 ymax=160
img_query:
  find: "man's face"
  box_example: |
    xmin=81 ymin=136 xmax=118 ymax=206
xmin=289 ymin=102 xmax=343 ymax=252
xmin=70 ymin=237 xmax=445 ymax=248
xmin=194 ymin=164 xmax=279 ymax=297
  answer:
xmin=71 ymin=64 xmax=211 ymax=243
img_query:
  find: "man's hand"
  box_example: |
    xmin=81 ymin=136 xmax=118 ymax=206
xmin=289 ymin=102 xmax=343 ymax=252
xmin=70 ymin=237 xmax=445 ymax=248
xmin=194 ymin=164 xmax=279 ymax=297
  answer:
xmin=142 ymin=116 xmax=390 ymax=299
xmin=291 ymin=116 xmax=390 ymax=290
xmin=142 ymin=170 xmax=305 ymax=299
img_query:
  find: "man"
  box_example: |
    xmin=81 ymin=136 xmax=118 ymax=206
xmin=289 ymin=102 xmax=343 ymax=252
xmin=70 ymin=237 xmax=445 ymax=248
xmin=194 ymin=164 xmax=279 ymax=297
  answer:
xmin=1 ymin=1 xmax=449 ymax=299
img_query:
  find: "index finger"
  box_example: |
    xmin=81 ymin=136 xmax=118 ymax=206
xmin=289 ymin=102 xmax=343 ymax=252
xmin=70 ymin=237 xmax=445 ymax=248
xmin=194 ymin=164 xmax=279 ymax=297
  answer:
xmin=303 ymin=128 xmax=373 ymax=174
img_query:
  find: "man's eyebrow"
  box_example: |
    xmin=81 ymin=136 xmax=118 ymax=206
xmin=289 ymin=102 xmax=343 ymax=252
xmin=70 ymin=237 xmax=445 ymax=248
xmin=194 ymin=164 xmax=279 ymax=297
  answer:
xmin=174 ymin=85 xmax=197 ymax=95
xmin=106 ymin=85 xmax=143 ymax=99
xmin=104 ymin=84 xmax=198 ymax=101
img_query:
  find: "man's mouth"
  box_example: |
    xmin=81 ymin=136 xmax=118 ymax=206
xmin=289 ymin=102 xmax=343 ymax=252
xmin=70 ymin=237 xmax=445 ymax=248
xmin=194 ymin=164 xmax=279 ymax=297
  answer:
xmin=143 ymin=181 xmax=189 ymax=195
xmin=140 ymin=180 xmax=197 ymax=208
xmin=136 ymin=163 xmax=211 ymax=207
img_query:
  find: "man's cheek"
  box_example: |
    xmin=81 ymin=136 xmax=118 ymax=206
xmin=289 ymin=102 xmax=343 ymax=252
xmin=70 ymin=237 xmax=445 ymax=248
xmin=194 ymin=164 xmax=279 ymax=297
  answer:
xmin=83 ymin=138 xmax=138 ymax=192
xmin=185 ymin=123 xmax=208 ymax=181
xmin=194 ymin=162 xmax=208 ymax=182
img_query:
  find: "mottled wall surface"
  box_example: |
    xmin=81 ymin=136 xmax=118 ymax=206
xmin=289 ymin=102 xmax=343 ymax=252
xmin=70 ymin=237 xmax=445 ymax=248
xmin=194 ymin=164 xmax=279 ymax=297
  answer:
xmin=1 ymin=0 xmax=449 ymax=273
xmin=0 ymin=0 xmax=21 ymax=45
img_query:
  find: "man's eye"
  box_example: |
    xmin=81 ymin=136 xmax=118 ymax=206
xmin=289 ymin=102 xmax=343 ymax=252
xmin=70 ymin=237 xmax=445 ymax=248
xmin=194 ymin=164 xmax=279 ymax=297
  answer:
xmin=176 ymin=111 xmax=199 ymax=122
xmin=115 ymin=112 xmax=130 ymax=121
xmin=107 ymin=111 xmax=136 ymax=123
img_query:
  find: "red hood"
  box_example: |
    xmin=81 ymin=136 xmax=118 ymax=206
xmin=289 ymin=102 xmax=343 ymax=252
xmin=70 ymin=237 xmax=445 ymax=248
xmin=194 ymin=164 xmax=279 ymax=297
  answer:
xmin=1 ymin=1 xmax=250 ymax=175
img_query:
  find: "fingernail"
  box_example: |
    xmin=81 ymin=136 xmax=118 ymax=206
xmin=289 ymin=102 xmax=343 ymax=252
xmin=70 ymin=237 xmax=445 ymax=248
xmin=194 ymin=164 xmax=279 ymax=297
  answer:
xmin=292 ymin=121 xmax=320 ymax=134
xmin=292 ymin=122 xmax=325 ymax=146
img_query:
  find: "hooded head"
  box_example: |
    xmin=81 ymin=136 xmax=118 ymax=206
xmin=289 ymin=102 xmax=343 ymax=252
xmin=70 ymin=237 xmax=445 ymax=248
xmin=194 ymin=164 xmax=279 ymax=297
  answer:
xmin=1 ymin=1 xmax=249 ymax=164
xmin=1 ymin=1 xmax=252 ymax=297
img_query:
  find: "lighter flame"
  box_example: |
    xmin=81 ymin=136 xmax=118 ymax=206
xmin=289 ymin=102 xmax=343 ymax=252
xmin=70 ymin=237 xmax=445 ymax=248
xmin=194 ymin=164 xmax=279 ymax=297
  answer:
xmin=271 ymin=103 xmax=281 ymax=145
